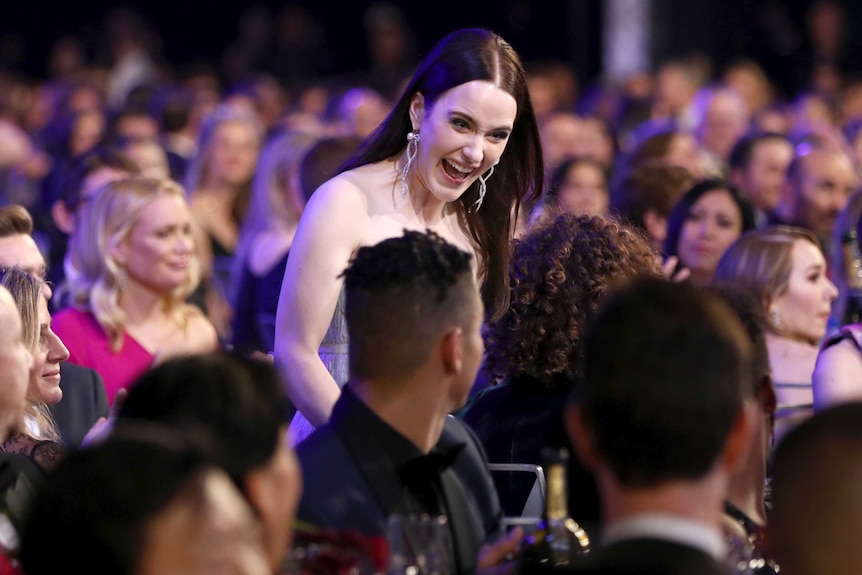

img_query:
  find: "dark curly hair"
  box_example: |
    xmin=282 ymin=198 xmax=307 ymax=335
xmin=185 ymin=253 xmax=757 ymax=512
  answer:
xmin=483 ymin=212 xmax=662 ymax=389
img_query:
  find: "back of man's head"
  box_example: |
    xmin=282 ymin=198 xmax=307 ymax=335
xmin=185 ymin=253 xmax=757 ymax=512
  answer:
xmin=769 ymin=402 xmax=862 ymax=575
xmin=579 ymin=276 xmax=751 ymax=487
xmin=342 ymin=229 xmax=476 ymax=382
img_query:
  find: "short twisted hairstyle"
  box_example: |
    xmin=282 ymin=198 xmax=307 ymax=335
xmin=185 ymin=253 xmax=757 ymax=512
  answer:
xmin=342 ymin=229 xmax=476 ymax=380
xmin=483 ymin=213 xmax=662 ymax=389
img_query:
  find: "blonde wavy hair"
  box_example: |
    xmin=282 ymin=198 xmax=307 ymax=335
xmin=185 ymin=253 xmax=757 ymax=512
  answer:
xmin=68 ymin=177 xmax=201 ymax=351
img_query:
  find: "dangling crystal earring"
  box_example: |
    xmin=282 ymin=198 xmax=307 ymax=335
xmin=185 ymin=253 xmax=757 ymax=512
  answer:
xmin=116 ymin=265 xmax=127 ymax=292
xmin=470 ymin=163 xmax=495 ymax=213
xmin=771 ymin=309 xmax=782 ymax=331
xmin=401 ymin=131 xmax=419 ymax=199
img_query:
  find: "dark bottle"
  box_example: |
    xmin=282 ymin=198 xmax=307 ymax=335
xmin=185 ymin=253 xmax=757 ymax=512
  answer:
xmin=841 ymin=230 xmax=862 ymax=326
xmin=519 ymin=447 xmax=591 ymax=569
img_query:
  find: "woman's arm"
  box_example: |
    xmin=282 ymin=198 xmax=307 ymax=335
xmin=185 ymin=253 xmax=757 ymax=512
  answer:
xmin=813 ymin=339 xmax=862 ymax=411
xmin=274 ymin=180 xmax=367 ymax=427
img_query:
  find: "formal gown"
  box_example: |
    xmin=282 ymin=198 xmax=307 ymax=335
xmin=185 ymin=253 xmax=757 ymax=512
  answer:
xmin=288 ymin=287 xmax=348 ymax=446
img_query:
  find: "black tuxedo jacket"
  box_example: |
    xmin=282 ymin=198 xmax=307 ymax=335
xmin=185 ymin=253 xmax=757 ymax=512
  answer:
xmin=49 ymin=362 xmax=109 ymax=448
xmin=521 ymin=537 xmax=728 ymax=575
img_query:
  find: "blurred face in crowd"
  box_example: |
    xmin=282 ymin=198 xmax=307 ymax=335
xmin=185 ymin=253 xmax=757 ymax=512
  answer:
xmin=769 ymin=238 xmax=838 ymax=344
xmin=677 ymin=188 xmax=744 ymax=284
xmin=0 ymin=233 xmax=51 ymax=299
xmin=205 ymin=120 xmax=260 ymax=187
xmin=791 ymin=150 xmax=857 ymax=240
xmin=740 ymin=137 xmax=794 ymax=213
xmin=555 ymin=160 xmax=609 ymax=217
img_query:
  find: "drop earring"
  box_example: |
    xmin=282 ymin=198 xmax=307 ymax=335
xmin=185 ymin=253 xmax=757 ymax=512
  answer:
xmin=401 ymin=131 xmax=419 ymax=199
xmin=470 ymin=163 xmax=496 ymax=213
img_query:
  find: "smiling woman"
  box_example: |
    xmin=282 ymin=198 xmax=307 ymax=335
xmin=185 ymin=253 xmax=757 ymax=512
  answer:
xmin=273 ymin=27 xmax=544 ymax=443
xmin=53 ymin=178 xmax=218 ymax=406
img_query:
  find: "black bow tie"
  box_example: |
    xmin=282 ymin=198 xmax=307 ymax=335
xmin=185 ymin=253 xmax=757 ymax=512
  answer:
xmin=398 ymin=443 xmax=466 ymax=484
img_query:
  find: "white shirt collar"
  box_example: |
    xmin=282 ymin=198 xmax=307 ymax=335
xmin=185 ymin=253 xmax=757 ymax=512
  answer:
xmin=601 ymin=513 xmax=726 ymax=561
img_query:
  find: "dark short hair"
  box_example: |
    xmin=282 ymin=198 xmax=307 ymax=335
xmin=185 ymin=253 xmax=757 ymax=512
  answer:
xmin=578 ymin=276 xmax=750 ymax=487
xmin=20 ymin=425 xmax=218 ymax=575
xmin=117 ymin=351 xmax=291 ymax=494
xmin=342 ymin=229 xmax=476 ymax=380
xmin=611 ymin=162 xmax=694 ymax=231
xmin=770 ymin=402 xmax=862 ymax=574
xmin=728 ymin=131 xmax=791 ymax=172
xmin=663 ymin=178 xmax=757 ymax=259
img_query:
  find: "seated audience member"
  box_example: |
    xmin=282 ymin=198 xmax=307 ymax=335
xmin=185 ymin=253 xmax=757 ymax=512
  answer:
xmin=714 ymin=226 xmax=838 ymax=444
xmin=0 ymin=267 xmax=67 ymax=469
xmin=663 ymin=179 xmax=756 ymax=285
xmin=460 ymin=213 xmax=662 ymax=534
xmin=19 ymin=425 xmax=270 ymax=575
xmin=611 ymin=161 xmax=695 ymax=252
xmin=296 ymin=230 xmax=518 ymax=575
xmin=114 ymin=351 xmax=300 ymax=572
xmin=0 ymin=285 xmax=48 ymax=568
xmin=229 ymin=129 xmax=320 ymax=355
xmin=707 ymin=282 xmax=778 ymax=573
xmin=47 ymin=147 xmax=140 ymax=310
xmin=813 ymin=188 xmax=862 ymax=409
xmin=529 ymin=157 xmax=610 ymax=227
xmin=770 ymin=146 xmax=857 ymax=265
xmin=558 ymin=277 xmax=755 ymax=575
xmin=728 ymin=132 xmax=795 ymax=227
xmin=768 ymin=402 xmax=862 ymax=575
xmin=0 ymin=204 xmax=108 ymax=448
xmin=54 ymin=177 xmax=218 ymax=406
xmin=692 ymin=83 xmax=751 ymax=172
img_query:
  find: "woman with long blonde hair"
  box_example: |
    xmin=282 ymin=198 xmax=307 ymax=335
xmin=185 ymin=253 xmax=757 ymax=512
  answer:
xmin=54 ymin=177 xmax=217 ymax=405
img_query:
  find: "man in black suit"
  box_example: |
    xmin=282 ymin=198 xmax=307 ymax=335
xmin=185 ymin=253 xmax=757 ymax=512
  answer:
xmin=295 ymin=230 xmax=518 ymax=575
xmin=0 ymin=204 xmax=108 ymax=447
xmin=561 ymin=277 xmax=756 ymax=574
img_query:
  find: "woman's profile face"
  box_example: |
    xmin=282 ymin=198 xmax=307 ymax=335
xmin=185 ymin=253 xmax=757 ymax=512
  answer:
xmin=677 ymin=189 xmax=743 ymax=283
xmin=27 ymin=296 xmax=68 ymax=406
xmin=409 ymin=80 xmax=517 ymax=204
xmin=770 ymin=238 xmax=838 ymax=343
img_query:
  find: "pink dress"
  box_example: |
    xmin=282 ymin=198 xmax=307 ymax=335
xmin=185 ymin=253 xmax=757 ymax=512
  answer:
xmin=52 ymin=308 xmax=154 ymax=406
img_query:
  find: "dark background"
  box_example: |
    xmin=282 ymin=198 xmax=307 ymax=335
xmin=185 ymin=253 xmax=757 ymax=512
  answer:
xmin=3 ymin=0 xmax=861 ymax=97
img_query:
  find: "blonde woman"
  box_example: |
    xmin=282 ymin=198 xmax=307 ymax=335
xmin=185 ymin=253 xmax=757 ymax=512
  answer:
xmin=0 ymin=267 xmax=68 ymax=469
xmin=54 ymin=178 xmax=217 ymax=406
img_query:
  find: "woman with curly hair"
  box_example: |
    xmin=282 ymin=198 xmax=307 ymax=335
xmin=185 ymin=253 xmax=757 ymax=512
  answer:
xmin=459 ymin=212 xmax=662 ymax=534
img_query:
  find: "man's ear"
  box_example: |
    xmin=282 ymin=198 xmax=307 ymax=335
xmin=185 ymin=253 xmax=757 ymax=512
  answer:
xmin=51 ymin=200 xmax=76 ymax=235
xmin=440 ymin=327 xmax=463 ymax=376
xmin=565 ymin=403 xmax=600 ymax=472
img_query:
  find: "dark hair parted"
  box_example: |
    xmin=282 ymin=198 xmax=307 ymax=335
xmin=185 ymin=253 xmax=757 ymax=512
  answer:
xmin=483 ymin=213 xmax=662 ymax=390
xmin=116 ymin=351 xmax=291 ymax=494
xmin=339 ymin=28 xmax=543 ymax=321
xmin=663 ymin=178 xmax=757 ymax=259
xmin=580 ymin=277 xmax=750 ymax=488
xmin=342 ymin=229 xmax=477 ymax=381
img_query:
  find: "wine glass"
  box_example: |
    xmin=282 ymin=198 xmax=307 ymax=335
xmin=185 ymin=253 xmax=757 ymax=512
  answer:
xmin=385 ymin=514 xmax=452 ymax=575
